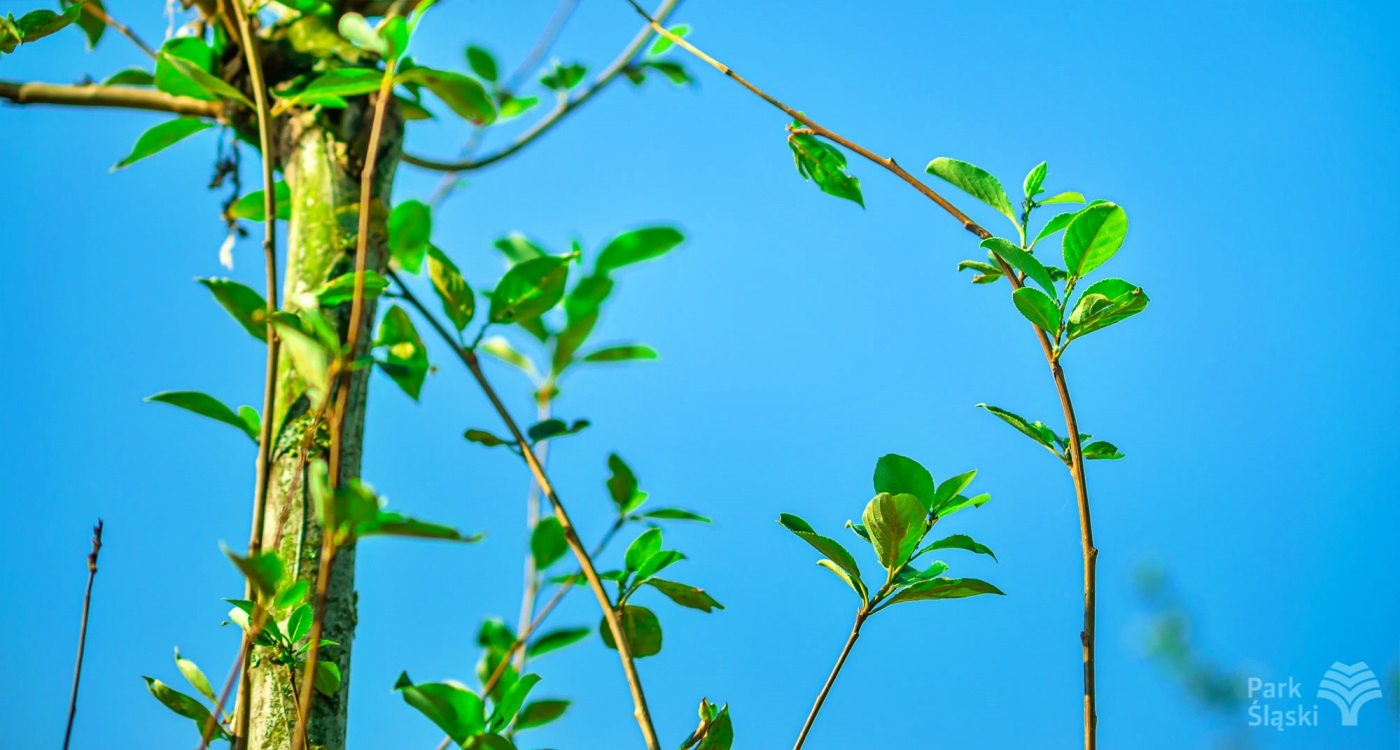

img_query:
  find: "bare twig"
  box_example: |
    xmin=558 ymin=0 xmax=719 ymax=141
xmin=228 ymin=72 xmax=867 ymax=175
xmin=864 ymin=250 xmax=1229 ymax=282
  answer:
xmin=401 ymin=0 xmax=681 ymax=174
xmin=62 ymin=520 xmax=103 ymax=750
xmin=628 ymin=7 xmax=1101 ymax=747
xmin=0 ymin=81 xmax=221 ymax=118
xmin=792 ymin=611 xmax=865 ymax=750
xmin=81 ymin=3 xmax=158 ymax=59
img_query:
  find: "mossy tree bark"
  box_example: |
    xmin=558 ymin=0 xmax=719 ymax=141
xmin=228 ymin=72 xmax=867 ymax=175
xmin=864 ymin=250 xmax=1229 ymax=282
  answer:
xmin=242 ymin=101 xmax=403 ymax=750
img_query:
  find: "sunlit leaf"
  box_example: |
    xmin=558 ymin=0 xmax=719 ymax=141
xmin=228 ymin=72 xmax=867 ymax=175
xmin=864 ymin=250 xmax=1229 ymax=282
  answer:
xmin=112 ymin=118 xmax=212 ymax=170
xmin=146 ymin=390 xmax=258 ymax=442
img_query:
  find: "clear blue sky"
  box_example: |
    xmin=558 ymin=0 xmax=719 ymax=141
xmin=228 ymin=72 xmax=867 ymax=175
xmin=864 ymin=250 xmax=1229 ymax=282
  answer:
xmin=2 ymin=1 xmax=1397 ymax=748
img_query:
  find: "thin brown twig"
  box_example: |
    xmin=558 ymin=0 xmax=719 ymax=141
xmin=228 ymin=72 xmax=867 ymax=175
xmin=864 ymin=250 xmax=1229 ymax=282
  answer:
xmin=62 ymin=520 xmax=103 ymax=750
xmin=792 ymin=611 xmax=865 ymax=750
xmin=0 ymin=81 xmax=221 ymax=118
xmin=630 ymin=8 xmax=1100 ymax=748
xmin=389 ymin=275 xmax=659 ymax=750
xmin=81 ymin=3 xmax=158 ymax=59
xmin=401 ymin=0 xmax=681 ymax=174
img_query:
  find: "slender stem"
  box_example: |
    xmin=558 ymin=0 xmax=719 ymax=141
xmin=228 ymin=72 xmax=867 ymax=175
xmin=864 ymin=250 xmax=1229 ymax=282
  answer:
xmin=401 ymin=0 xmax=681 ymax=174
xmin=62 ymin=520 xmax=103 ymax=750
xmin=0 ymin=81 xmax=222 ymax=118
xmin=390 ymin=276 xmax=659 ymax=750
xmin=626 ymin=7 xmax=1099 ymax=746
xmin=81 ymin=3 xmax=158 ymax=59
xmin=513 ymin=397 xmax=552 ymax=671
xmin=293 ymin=47 xmax=401 ymax=750
xmin=225 ymin=0 xmax=284 ymax=739
xmin=792 ymin=610 xmax=866 ymax=750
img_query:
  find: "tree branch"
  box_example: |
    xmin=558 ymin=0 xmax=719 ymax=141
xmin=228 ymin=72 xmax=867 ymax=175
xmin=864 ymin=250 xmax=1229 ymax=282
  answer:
xmin=62 ymin=520 xmax=103 ymax=750
xmin=82 ymin=3 xmax=158 ymax=60
xmin=401 ymin=0 xmax=681 ymax=174
xmin=792 ymin=610 xmax=865 ymax=750
xmin=0 ymin=81 xmax=222 ymax=118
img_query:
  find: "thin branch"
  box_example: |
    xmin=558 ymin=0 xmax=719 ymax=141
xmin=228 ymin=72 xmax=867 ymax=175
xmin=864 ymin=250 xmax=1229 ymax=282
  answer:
xmin=628 ymin=8 xmax=1101 ymax=747
xmin=62 ymin=520 xmax=103 ymax=750
xmin=82 ymin=3 xmax=158 ymax=60
xmin=512 ymin=397 xmax=551 ymax=672
xmin=390 ymin=275 xmax=659 ymax=750
xmin=401 ymin=0 xmax=681 ymax=174
xmin=792 ymin=611 xmax=865 ymax=750
xmin=0 ymin=81 xmax=222 ymax=118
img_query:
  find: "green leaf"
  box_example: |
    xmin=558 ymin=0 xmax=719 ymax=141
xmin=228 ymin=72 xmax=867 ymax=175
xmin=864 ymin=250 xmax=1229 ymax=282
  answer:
xmin=160 ymin=50 xmax=253 ymax=107
xmin=930 ymin=469 xmax=977 ymax=513
xmin=1041 ymin=191 xmax=1085 ymax=205
xmin=486 ymin=672 xmax=539 ymax=733
xmin=274 ymin=322 xmax=331 ymax=401
xmin=492 ymin=233 xmax=547 ymax=264
xmin=388 ymin=200 xmax=432 ymax=274
xmin=464 ymin=428 xmax=512 ymax=448
xmin=624 ymin=528 xmax=662 ymax=573
xmin=153 ymin=38 xmax=213 ymax=100
xmin=885 ymin=576 xmax=1004 ymax=606
xmin=607 ymin=454 xmax=646 ymax=514
xmin=375 ymin=305 xmax=429 ymax=400
xmin=146 ymin=391 xmax=259 ymax=442
xmin=315 ymin=270 xmax=389 ymax=306
xmin=143 ymin=677 xmax=226 ymax=739
xmin=224 ymin=547 xmax=283 ymax=597
xmin=112 ymin=117 xmax=212 ymax=170
xmin=634 ymin=508 xmax=710 ymax=523
xmin=1082 ymin=440 xmax=1125 ymax=460
xmin=861 ymin=492 xmax=926 ymax=571
xmin=777 ymin=513 xmax=866 ymax=601
xmin=394 ymin=672 xmax=486 ymax=745
xmin=976 ymin=403 xmax=1061 ymax=458
xmin=789 ymin=130 xmax=863 ymax=207
xmin=935 ymin=492 xmax=991 ymax=519
xmin=15 ymin=3 xmax=83 ymax=43
xmin=103 ymin=67 xmax=154 ymax=86
xmin=313 ymin=660 xmax=342 ymax=697
xmin=644 ymin=578 xmax=724 ymax=613
xmin=515 ymin=699 xmax=568 ymax=730
xmin=489 ymin=254 xmax=573 ymax=324
xmin=872 ymin=454 xmax=936 ymax=512
xmin=285 ymin=604 xmax=312 ymax=645
xmin=635 ymin=549 xmax=684 ymax=581
xmin=377 ymin=15 xmax=408 ymax=61
xmin=917 ymin=533 xmax=997 ymax=562
xmin=540 ymin=61 xmax=586 ymax=91
xmin=497 ymin=93 xmax=539 ymax=120
xmin=530 ymin=517 xmax=567 ymax=569
xmin=594 ymin=226 xmax=684 ymax=274
xmin=1031 ymin=211 xmax=1077 ymax=249
xmin=925 ymin=157 xmax=1016 ymax=225
xmin=526 ymin=627 xmax=589 ymax=658
xmin=466 ymin=45 xmax=498 ymax=82
xmin=174 ymin=649 xmax=217 ymax=703
xmin=598 ymin=604 xmax=662 ymax=658
xmin=479 ymin=337 xmax=538 ymax=379
xmin=1063 ymin=202 xmax=1128 ymax=278
xmin=274 ymin=580 xmax=309 ymax=612
xmin=228 ymin=181 xmax=292 ymax=222
xmin=981 ymin=237 xmax=1055 ymax=296
xmin=1066 ymin=278 xmax=1148 ymax=342
xmin=648 ymin=23 xmax=690 ymax=55
xmin=1012 ymin=287 xmax=1062 ymax=335
xmin=397 ymin=66 xmax=496 ymax=125
xmin=283 ymin=67 xmax=383 ymax=106
xmin=337 ymin=12 xmax=388 ymax=56
xmin=1023 ymin=161 xmax=1047 ymax=198
xmin=427 ymin=246 xmax=474 ymax=331
xmin=355 ymin=512 xmax=482 ymax=542
xmin=581 ymin=344 xmax=658 ymax=363
xmin=196 ymin=278 xmax=268 ymax=342
xmin=639 ymin=59 xmax=694 ymax=86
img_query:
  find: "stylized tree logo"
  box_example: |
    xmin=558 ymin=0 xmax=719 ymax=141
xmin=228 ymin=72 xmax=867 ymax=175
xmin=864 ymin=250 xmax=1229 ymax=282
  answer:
xmin=1317 ymin=662 xmax=1383 ymax=726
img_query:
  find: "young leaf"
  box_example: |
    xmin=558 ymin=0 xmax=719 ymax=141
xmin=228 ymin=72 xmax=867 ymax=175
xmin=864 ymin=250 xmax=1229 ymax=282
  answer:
xmin=885 ymin=576 xmax=1004 ymax=606
xmin=143 ymin=677 xmax=227 ymax=739
xmin=1031 ymin=211 xmax=1077 ymax=249
xmin=1023 ymin=161 xmax=1047 ymax=198
xmin=976 ymin=403 xmax=1062 ymax=458
xmin=389 ymin=200 xmax=432 ymax=274
xmin=861 ymin=492 xmax=926 ymax=570
xmin=489 ymin=254 xmax=572 ymax=324
xmin=526 ymin=628 xmax=589 ymax=658
xmin=492 ymin=233 xmax=547 ymax=264
xmin=789 ymin=131 xmax=863 ymax=207
xmin=102 ymin=68 xmax=155 ymax=86
xmin=624 ymin=528 xmax=663 ymax=573
xmin=377 ymin=15 xmax=408 ymax=61
xmin=607 ymin=454 xmax=646 ymax=514
xmin=375 ymin=305 xmax=429 ymax=400
xmin=159 ymin=51 xmax=253 ymax=107
xmin=13 ymin=3 xmax=83 ymax=44
xmin=981 ymin=237 xmax=1055 ymax=296
xmin=1011 ymin=287 xmax=1062 ymax=335
xmin=1082 ymin=440 xmax=1125 ymax=460
xmin=634 ymin=508 xmax=711 ymax=523
xmin=427 ymin=246 xmax=474 ymax=331
xmin=644 ymin=578 xmax=724 ymax=612
xmin=397 ymin=66 xmax=496 ymax=125
xmin=338 ymin=12 xmax=389 ymax=56
xmin=930 ymin=469 xmax=977 ymax=513
xmin=581 ymin=344 xmax=659 ymax=363
xmin=173 ymin=649 xmax=217 ymax=703
xmin=275 ymin=321 xmax=331 ymax=403
xmin=530 ymin=517 xmax=567 ymax=569
xmin=598 ymin=604 xmax=663 ymax=657
xmin=1041 ymin=191 xmax=1085 ymax=205
xmin=354 ymin=512 xmax=481 ymax=542
xmin=1063 ymin=202 xmax=1128 ymax=278
xmin=925 ymin=157 xmax=1016 ymax=225
xmin=1066 ymin=278 xmax=1148 ymax=342
xmin=393 ymin=672 xmax=486 ymax=745
xmin=112 ymin=118 xmax=213 ymax=170
xmin=634 ymin=549 xmax=685 ymax=581
xmin=315 ymin=270 xmax=389 ymax=306
xmin=777 ymin=514 xmax=866 ymax=600
xmin=282 ymin=68 xmax=383 ymax=106
xmin=464 ymin=428 xmax=512 ymax=448
xmin=146 ymin=391 xmax=259 ymax=442
xmin=224 ymin=547 xmax=283 ymax=597
xmin=487 ymin=672 xmax=541 ymax=733
xmin=478 ymin=336 xmax=538 ymax=379
xmin=917 ymin=533 xmax=997 ymax=562
xmin=465 ymin=45 xmax=498 ymax=82
xmin=872 ymin=454 xmax=936 ymax=512
xmin=313 ymin=660 xmax=342 ymax=697
xmin=227 ymin=181 xmax=292 ymax=222
xmin=648 ymin=23 xmax=690 ymax=55
xmin=498 ymin=93 xmax=539 ymax=120
xmin=515 ymin=699 xmax=568 ymax=730
xmin=153 ymin=38 xmax=213 ymax=100
xmin=540 ymin=61 xmax=586 ymax=91
xmin=594 ymin=227 xmax=685 ymax=275
xmin=526 ymin=418 xmax=590 ymax=442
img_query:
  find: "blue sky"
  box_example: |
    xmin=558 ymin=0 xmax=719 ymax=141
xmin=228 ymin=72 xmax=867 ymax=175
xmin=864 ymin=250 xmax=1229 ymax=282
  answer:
xmin=2 ymin=1 xmax=1398 ymax=748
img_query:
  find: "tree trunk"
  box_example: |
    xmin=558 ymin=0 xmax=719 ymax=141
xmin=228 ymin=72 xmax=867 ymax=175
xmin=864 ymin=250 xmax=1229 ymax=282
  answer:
xmin=243 ymin=101 xmax=402 ymax=750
